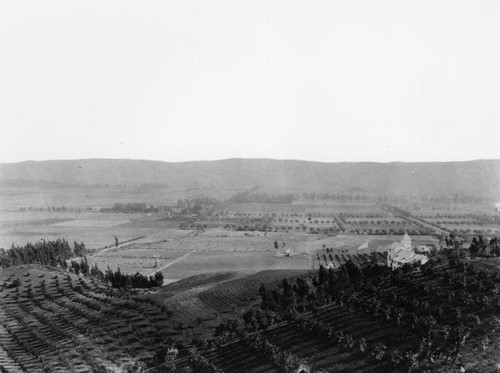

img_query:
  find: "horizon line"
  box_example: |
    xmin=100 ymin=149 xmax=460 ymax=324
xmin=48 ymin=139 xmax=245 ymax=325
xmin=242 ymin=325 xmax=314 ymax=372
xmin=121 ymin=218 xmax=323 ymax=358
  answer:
xmin=1 ymin=156 xmax=499 ymax=166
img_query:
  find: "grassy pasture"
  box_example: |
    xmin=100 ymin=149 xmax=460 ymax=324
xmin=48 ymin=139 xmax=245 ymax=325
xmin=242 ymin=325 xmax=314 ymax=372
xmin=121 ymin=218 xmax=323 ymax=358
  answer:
xmin=158 ymin=251 xmax=311 ymax=280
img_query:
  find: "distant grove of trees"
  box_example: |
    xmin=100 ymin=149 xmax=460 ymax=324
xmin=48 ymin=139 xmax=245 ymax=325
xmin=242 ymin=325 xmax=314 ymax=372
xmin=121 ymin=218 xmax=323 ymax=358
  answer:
xmin=174 ymin=197 xmax=219 ymax=216
xmin=0 ymin=239 xmax=86 ymax=267
xmin=18 ymin=206 xmax=82 ymax=212
xmin=227 ymin=191 xmax=294 ymax=204
xmin=69 ymin=257 xmax=164 ymax=289
xmin=100 ymin=202 xmax=161 ymax=213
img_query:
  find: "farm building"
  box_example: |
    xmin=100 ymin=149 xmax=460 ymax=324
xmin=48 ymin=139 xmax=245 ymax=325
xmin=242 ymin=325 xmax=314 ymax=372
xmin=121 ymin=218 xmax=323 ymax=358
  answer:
xmin=386 ymin=232 xmax=428 ymax=269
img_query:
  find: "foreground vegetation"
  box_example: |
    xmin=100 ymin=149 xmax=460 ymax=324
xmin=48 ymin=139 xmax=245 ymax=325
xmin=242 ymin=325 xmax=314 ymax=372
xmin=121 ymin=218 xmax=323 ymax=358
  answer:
xmin=0 ymin=266 xmax=176 ymax=372
xmin=164 ymin=243 xmax=500 ymax=373
xmin=3 ymin=230 xmax=500 ymax=372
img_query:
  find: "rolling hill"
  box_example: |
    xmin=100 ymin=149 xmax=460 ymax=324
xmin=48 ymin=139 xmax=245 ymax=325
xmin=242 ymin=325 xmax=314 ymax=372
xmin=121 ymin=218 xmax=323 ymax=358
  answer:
xmin=0 ymin=158 xmax=499 ymax=199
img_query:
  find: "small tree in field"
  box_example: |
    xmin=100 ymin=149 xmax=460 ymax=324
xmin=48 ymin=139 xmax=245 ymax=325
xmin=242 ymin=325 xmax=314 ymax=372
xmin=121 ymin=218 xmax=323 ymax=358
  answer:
xmin=359 ymin=338 xmax=367 ymax=353
xmin=481 ymin=335 xmax=490 ymax=351
xmin=371 ymin=343 xmax=386 ymax=360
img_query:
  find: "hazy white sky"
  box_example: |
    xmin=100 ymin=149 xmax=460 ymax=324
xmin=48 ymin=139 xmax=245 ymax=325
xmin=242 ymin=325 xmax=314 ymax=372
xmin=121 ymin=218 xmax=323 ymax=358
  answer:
xmin=1 ymin=1 xmax=499 ymax=164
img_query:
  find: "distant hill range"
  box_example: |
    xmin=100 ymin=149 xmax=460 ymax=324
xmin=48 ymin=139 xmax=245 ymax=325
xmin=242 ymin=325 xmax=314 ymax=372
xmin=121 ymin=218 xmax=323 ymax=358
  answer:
xmin=0 ymin=158 xmax=499 ymax=198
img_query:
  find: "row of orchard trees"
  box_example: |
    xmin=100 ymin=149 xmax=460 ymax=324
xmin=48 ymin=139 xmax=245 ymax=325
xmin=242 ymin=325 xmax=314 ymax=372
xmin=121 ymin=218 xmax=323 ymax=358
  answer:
xmin=205 ymin=248 xmax=497 ymax=371
xmin=104 ymin=267 xmax=164 ymax=288
xmin=0 ymin=239 xmax=86 ymax=267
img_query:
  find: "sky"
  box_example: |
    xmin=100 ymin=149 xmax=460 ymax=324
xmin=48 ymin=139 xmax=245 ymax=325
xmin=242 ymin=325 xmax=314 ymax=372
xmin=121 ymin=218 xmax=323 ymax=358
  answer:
xmin=1 ymin=0 xmax=499 ymax=164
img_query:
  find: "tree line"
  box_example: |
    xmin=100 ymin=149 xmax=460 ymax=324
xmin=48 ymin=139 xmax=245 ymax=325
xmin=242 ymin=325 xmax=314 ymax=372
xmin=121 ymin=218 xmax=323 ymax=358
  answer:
xmin=0 ymin=239 xmax=86 ymax=267
xmin=100 ymin=202 xmax=161 ymax=213
xmin=69 ymin=258 xmax=164 ymax=289
xmin=468 ymin=235 xmax=500 ymax=257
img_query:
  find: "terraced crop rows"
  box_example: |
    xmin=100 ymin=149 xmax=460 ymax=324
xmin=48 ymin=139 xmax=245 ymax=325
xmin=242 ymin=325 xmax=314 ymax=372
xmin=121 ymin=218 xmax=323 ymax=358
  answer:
xmin=265 ymin=323 xmax=385 ymax=373
xmin=198 ymin=270 xmax=314 ymax=314
xmin=0 ymin=267 xmax=175 ymax=372
xmin=316 ymin=252 xmax=386 ymax=270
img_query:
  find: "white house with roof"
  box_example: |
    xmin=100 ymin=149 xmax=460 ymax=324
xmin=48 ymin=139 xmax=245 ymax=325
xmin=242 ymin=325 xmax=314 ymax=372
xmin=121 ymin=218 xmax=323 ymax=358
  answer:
xmin=386 ymin=232 xmax=428 ymax=269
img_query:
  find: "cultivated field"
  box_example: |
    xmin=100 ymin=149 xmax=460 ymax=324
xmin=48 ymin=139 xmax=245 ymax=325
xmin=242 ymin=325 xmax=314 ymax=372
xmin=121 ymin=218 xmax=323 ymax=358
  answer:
xmin=0 ymin=265 xmax=176 ymax=372
xmin=210 ymin=201 xmax=440 ymax=236
xmin=87 ymin=228 xmax=415 ymax=281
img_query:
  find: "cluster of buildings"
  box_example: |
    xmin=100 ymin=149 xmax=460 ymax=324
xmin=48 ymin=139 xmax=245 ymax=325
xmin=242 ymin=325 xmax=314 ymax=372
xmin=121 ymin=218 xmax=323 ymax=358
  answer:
xmin=386 ymin=232 xmax=429 ymax=269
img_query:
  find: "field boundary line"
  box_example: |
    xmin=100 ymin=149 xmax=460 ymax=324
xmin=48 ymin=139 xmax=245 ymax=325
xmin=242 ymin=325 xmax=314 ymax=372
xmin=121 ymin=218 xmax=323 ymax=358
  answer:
xmin=91 ymin=236 xmax=147 ymax=256
xmin=147 ymin=250 xmax=195 ymax=276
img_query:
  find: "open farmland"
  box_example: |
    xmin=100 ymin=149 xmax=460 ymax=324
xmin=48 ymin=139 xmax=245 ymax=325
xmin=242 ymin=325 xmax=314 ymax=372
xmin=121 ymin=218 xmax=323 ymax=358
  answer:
xmin=211 ymin=201 xmax=438 ymax=236
xmin=0 ymin=211 xmax=173 ymax=250
xmin=87 ymin=229 xmax=413 ymax=281
xmin=399 ymin=202 xmax=500 ymax=237
xmin=338 ymin=214 xmax=429 ymax=235
xmin=157 ymin=251 xmax=310 ymax=280
xmin=88 ymin=228 xmax=322 ymax=279
xmin=0 ymin=184 xmax=239 ymax=212
xmin=414 ymin=214 xmax=500 ymax=237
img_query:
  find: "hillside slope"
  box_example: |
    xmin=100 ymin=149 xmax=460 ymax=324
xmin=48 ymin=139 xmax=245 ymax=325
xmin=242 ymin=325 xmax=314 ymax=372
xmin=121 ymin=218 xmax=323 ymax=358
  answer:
xmin=0 ymin=265 xmax=175 ymax=372
xmin=1 ymin=158 xmax=499 ymax=198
